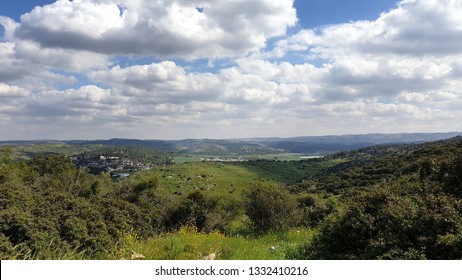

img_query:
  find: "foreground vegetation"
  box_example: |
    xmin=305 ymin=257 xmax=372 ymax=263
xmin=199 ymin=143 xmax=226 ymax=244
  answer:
xmin=1 ymin=137 xmax=462 ymax=259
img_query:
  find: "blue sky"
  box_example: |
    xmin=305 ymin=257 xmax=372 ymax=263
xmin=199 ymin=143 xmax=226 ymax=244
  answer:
xmin=0 ymin=0 xmax=461 ymax=140
xmin=295 ymin=0 xmax=398 ymax=28
xmin=1 ymin=1 xmax=55 ymax=21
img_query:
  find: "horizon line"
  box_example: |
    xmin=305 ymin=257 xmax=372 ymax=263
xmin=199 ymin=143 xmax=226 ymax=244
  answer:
xmin=1 ymin=131 xmax=461 ymax=143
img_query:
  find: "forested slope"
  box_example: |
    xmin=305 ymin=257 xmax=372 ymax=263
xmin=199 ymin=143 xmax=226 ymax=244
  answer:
xmin=292 ymin=137 xmax=462 ymax=259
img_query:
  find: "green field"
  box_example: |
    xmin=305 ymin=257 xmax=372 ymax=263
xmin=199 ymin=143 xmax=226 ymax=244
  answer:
xmin=141 ymin=158 xmax=343 ymax=197
xmin=156 ymin=162 xmax=261 ymax=196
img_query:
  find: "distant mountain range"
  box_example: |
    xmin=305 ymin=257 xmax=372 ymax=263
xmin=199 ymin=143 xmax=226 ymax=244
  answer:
xmin=1 ymin=132 xmax=461 ymax=155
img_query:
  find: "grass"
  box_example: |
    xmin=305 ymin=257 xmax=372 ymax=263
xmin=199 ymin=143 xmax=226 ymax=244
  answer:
xmin=121 ymin=226 xmax=315 ymax=260
xmin=153 ymin=158 xmax=344 ymax=197
xmin=156 ymin=162 xmax=264 ymax=196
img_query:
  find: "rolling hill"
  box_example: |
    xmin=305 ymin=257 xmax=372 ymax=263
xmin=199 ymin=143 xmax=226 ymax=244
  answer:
xmin=2 ymin=132 xmax=460 ymax=156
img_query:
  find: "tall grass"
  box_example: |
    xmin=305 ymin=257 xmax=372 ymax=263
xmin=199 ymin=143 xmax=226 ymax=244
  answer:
xmin=118 ymin=225 xmax=316 ymax=260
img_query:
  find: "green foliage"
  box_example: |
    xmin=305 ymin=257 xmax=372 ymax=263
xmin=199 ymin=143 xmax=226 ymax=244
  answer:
xmin=236 ymin=159 xmax=337 ymax=185
xmin=29 ymin=154 xmax=78 ymax=177
xmin=1 ymin=146 xmax=13 ymax=164
xmin=244 ymin=182 xmax=300 ymax=232
xmin=162 ymin=191 xmax=242 ymax=233
xmin=296 ymin=181 xmax=462 ymax=259
xmin=436 ymin=144 xmax=462 ymax=198
xmin=289 ymin=138 xmax=462 ymax=260
xmin=0 ymin=154 xmax=156 ymax=259
xmin=130 ymin=173 xmax=160 ymax=198
xmin=297 ymin=193 xmax=338 ymax=228
xmin=8 ymin=143 xmax=104 ymax=161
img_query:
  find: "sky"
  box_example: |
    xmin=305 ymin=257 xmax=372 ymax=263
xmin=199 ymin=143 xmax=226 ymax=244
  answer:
xmin=1 ymin=0 xmax=461 ymax=140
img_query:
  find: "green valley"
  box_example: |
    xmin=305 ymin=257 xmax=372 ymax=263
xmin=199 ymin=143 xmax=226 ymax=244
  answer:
xmin=1 ymin=134 xmax=462 ymax=260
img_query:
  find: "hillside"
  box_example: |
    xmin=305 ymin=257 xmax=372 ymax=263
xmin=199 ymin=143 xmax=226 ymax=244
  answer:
xmin=1 ymin=136 xmax=461 ymax=260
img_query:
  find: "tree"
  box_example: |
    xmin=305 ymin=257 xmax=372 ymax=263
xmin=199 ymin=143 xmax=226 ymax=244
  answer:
xmin=0 ymin=146 xmax=13 ymax=164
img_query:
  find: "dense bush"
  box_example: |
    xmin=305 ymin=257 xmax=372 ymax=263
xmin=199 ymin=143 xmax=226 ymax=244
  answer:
xmin=162 ymin=191 xmax=242 ymax=233
xmin=295 ymin=180 xmax=462 ymax=259
xmin=244 ymin=182 xmax=300 ymax=232
xmin=297 ymin=193 xmax=337 ymax=228
xmin=290 ymin=138 xmax=462 ymax=260
xmin=0 ymin=153 xmax=157 ymax=259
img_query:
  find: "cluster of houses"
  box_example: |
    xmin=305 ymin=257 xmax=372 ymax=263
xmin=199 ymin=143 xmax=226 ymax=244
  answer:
xmin=201 ymin=156 xmax=248 ymax=162
xmin=71 ymin=155 xmax=152 ymax=177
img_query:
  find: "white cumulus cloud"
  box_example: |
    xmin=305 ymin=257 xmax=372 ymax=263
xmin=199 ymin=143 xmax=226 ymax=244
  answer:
xmin=14 ymin=0 xmax=297 ymax=59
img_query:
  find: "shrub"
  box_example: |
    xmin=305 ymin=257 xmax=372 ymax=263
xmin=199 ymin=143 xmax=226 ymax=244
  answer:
xmin=244 ymin=182 xmax=299 ymax=232
xmin=297 ymin=194 xmax=336 ymax=228
xmin=295 ymin=182 xmax=462 ymax=259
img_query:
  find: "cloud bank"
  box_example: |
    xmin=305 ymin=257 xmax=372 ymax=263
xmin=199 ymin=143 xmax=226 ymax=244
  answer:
xmin=0 ymin=0 xmax=461 ymax=140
